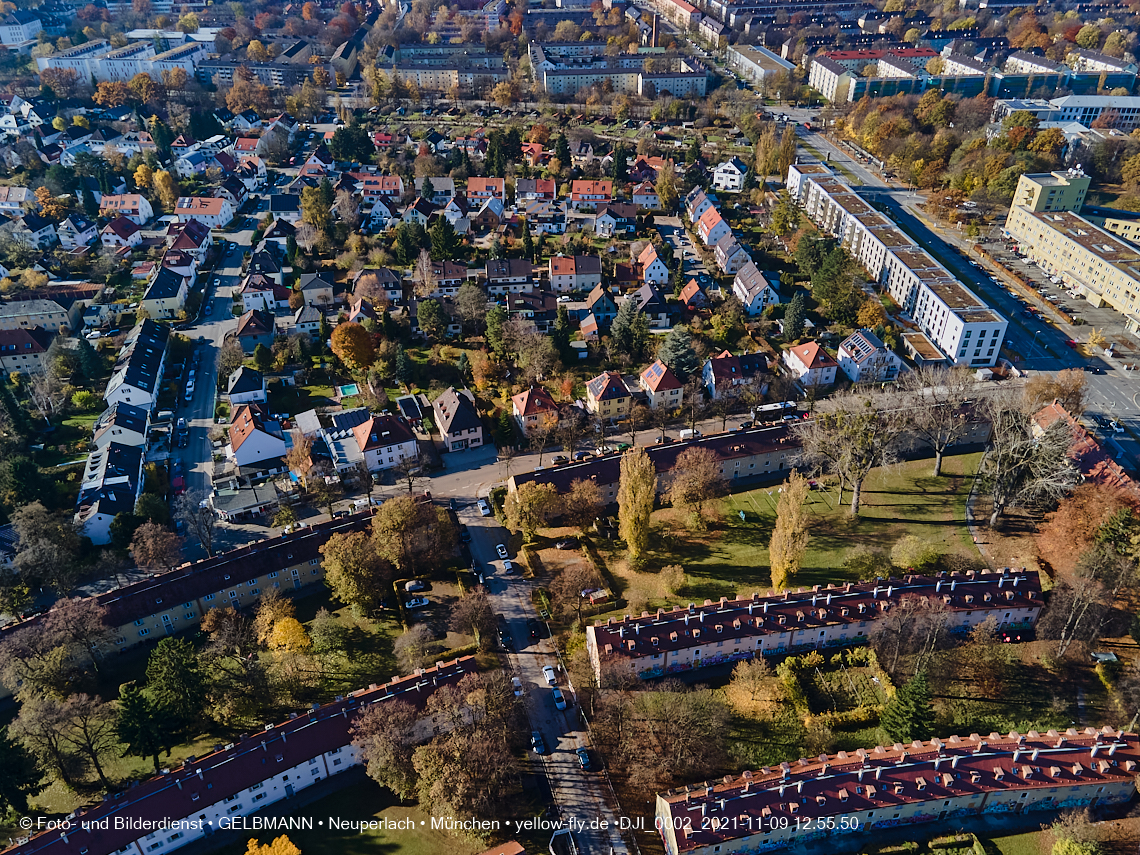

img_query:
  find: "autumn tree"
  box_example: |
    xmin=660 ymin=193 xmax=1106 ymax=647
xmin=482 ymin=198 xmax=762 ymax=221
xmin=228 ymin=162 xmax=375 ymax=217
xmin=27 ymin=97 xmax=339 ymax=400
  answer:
xmin=768 ymin=471 xmax=811 ymax=590
xmin=724 ymin=657 xmax=781 ymax=719
xmin=371 ymin=495 xmax=454 ymax=575
xmin=618 ymin=447 xmax=656 ymax=569
xmin=245 ymin=837 xmax=301 ymax=855
xmin=1024 ymin=368 xmax=1087 ymax=415
xmin=550 ymin=563 xmax=603 ymax=624
xmin=34 ymin=186 xmax=68 ymax=220
xmin=151 ymin=170 xmax=179 ymax=211
xmin=9 ymin=696 xmax=84 ymax=787
xmin=448 ymin=588 xmax=496 ymax=649
xmin=352 ymin=699 xmax=420 ymax=798
xmin=94 ymin=80 xmax=130 ymax=107
xmin=897 ymin=366 xmax=977 ymax=477
xmin=330 ymin=322 xmax=375 ymax=371
xmin=504 ymin=481 xmax=561 ymax=541
xmin=1036 ymin=485 xmax=1136 ymax=576
xmin=129 ymin=521 xmax=183 ymax=571
xmin=562 ymin=477 xmax=603 ymax=532
xmin=267 ymin=617 xmax=311 ymax=653
xmin=320 ymin=530 xmax=391 ymax=615
xmin=666 ymin=447 xmax=724 ymax=531
xmin=285 ymin=430 xmax=314 ymax=486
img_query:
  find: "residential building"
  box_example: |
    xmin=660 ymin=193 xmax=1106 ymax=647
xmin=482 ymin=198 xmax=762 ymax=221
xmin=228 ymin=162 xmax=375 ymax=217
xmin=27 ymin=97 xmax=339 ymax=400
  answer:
xmin=549 ymin=254 xmax=602 ymax=292
xmin=228 ymin=403 xmax=287 ymax=468
xmin=0 ymin=326 xmax=51 ymax=373
xmin=99 ymin=193 xmax=153 ymax=224
xmin=586 ymin=370 xmax=632 ymax=420
xmin=711 ymin=156 xmax=749 ymax=192
xmin=516 ymin=177 xmax=556 ymax=201
xmin=92 ymin=401 xmax=149 ymax=450
xmin=640 ymin=359 xmax=683 ymax=410
xmin=637 ymin=243 xmax=670 ymax=286
xmin=486 ymin=258 xmax=533 ymax=295
xmin=784 ymin=340 xmax=839 ymax=388
xmin=733 ymin=261 xmax=779 ymax=315
xmin=512 ymin=385 xmax=559 ymax=435
xmin=57 ymin=214 xmax=97 ymax=249
xmin=269 ymin=194 xmax=301 ymax=223
xmin=569 ymin=179 xmax=613 ymax=210
xmin=0 ymin=299 xmax=68 ymax=332
xmin=655 ymin=726 xmax=1132 ymax=855
xmin=696 ymin=206 xmax=730 ymax=246
xmin=590 ymin=567 xmax=1042 ymax=681
xmin=467 ymin=176 xmax=506 ymax=204
xmin=685 ymin=187 xmax=717 ymax=223
xmin=714 ymin=235 xmax=749 ymax=276
xmin=167 ymin=219 xmax=211 ymax=263
xmin=174 ymin=196 xmax=233 ymax=228
xmin=522 ymin=198 xmax=566 ymax=234
xmin=0 ymin=11 xmax=42 ymax=46
xmin=104 ymin=318 xmax=168 ymax=410
xmin=725 ymin=43 xmax=796 ymax=87
xmin=235 ymin=309 xmax=276 ymax=353
xmin=837 ymin=328 xmax=903 ymax=383
xmin=632 ymin=284 xmax=671 ymax=329
xmin=347 ymin=297 xmax=379 ymax=325
xmin=74 ymin=441 xmax=144 ymax=544
xmin=100 ymin=216 xmax=142 ymax=250
xmin=679 ymin=278 xmax=708 ymax=311
xmin=595 ymin=202 xmax=638 ymax=237
xmin=787 ymin=163 xmax=1007 ymax=367
xmin=0 ymin=185 xmax=32 ymax=214
xmin=433 ymin=387 xmax=483 ymax=452
xmin=293 ymin=305 xmax=322 ymax=339
xmin=1011 ymin=169 xmax=1090 ymax=213
xmin=414 ymin=176 xmax=456 ymax=205
xmin=702 ymin=349 xmax=766 ymax=399
xmin=9 ymin=213 xmax=55 ymax=248
xmin=354 ymin=267 xmax=403 ymax=304
xmin=226 ymin=366 xmax=267 ymax=405
xmin=632 ymin=182 xmax=660 ymax=209
xmin=351 ymin=414 xmax=418 ymax=471
xmin=298 ymin=272 xmax=335 ymax=308
xmin=141 ymin=267 xmax=189 ymax=319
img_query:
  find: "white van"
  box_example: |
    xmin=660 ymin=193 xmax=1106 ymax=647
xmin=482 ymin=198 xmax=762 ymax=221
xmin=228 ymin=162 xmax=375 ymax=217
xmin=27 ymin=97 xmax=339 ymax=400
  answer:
xmin=352 ymin=498 xmax=371 ymax=511
xmin=679 ymin=429 xmax=702 ymax=441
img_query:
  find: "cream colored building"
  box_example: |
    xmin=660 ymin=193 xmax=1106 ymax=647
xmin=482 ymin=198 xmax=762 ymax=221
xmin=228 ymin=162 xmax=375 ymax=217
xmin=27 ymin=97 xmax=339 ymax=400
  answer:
xmin=1011 ymin=169 xmax=1090 ymax=213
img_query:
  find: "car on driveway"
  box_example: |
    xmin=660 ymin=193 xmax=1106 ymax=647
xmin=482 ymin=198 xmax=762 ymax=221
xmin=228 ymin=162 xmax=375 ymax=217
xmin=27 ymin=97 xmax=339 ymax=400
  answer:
xmin=512 ymin=677 xmax=524 ymax=696
xmin=543 ymin=665 xmax=557 ymax=685
xmin=552 ymin=688 xmax=567 ymax=710
xmin=576 ymin=747 xmax=592 ymax=770
xmin=496 ymin=543 xmax=509 ymax=559
xmin=477 ymin=498 xmax=492 ymax=516
xmin=459 ymin=524 xmax=471 ymax=542
xmin=527 ymin=619 xmax=541 ymax=640
xmin=555 ymin=538 xmax=578 ymax=550
xmin=405 ymin=596 xmax=430 ymax=609
xmin=531 ymin=732 xmax=545 ymax=754
xmin=405 ymin=580 xmax=426 ymax=592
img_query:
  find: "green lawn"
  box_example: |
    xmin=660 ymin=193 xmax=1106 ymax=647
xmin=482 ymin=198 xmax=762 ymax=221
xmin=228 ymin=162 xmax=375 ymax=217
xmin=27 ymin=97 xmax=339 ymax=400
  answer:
xmin=593 ymin=453 xmax=981 ymax=614
xmin=215 ymin=778 xmax=481 ymax=855
xmin=989 ymin=831 xmax=1044 ymax=855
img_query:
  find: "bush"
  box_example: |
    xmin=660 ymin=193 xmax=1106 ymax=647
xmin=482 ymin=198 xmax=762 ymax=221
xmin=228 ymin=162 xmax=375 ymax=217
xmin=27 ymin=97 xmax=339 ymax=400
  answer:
xmin=844 ymin=544 xmax=892 ymax=580
xmin=71 ymin=390 xmax=99 ymax=411
xmin=890 ymin=535 xmax=943 ymax=572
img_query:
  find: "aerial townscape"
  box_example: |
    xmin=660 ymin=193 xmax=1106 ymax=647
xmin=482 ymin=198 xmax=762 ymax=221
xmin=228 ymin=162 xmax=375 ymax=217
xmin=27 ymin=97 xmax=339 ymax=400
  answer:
xmin=7 ymin=0 xmax=1140 ymax=854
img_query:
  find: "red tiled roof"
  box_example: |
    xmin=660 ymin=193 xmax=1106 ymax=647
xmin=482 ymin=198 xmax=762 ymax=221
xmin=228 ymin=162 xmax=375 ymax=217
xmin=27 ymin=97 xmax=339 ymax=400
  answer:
xmin=228 ymin=402 xmax=271 ymax=451
xmin=641 ymin=359 xmax=681 ymax=392
xmin=788 ymin=341 xmax=838 ymax=369
xmin=512 ymin=385 xmax=558 ymax=417
xmin=587 ymin=370 xmax=630 ymax=402
xmin=352 ymin=414 xmax=415 ymax=451
xmin=1034 ymin=402 xmax=1140 ymax=498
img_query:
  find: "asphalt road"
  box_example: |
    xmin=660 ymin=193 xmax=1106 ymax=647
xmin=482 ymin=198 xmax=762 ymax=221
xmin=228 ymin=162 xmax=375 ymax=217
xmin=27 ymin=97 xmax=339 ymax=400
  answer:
xmin=462 ymin=506 xmax=629 ymax=855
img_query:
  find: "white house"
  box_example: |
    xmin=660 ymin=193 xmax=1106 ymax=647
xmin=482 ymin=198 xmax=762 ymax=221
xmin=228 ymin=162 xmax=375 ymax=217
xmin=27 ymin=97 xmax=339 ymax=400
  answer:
xmin=352 ymin=415 xmax=418 ymax=471
xmin=228 ymin=403 xmax=287 ymax=467
xmin=637 ymin=243 xmax=670 ymax=286
xmin=733 ymin=262 xmax=779 ymax=316
xmin=174 ymin=196 xmax=234 ymax=228
xmin=712 ymin=156 xmax=749 ymax=193
xmin=99 ymin=194 xmax=153 ymax=225
xmin=103 ymin=319 xmax=168 ymax=411
xmin=57 ymin=214 xmax=97 ymax=249
xmin=73 ymin=442 xmax=143 ymax=545
xmin=837 ymin=329 xmax=903 ymax=384
xmin=226 ymin=366 xmax=268 ymax=405
xmin=639 ymin=359 xmax=683 ymax=410
xmin=714 ymin=234 xmax=750 ymax=276
xmin=696 ymin=206 xmax=731 ymax=247
xmin=92 ymin=402 xmax=149 ymax=450
xmin=783 ymin=341 xmax=839 ymax=389
xmin=549 ymin=254 xmax=602 ymax=293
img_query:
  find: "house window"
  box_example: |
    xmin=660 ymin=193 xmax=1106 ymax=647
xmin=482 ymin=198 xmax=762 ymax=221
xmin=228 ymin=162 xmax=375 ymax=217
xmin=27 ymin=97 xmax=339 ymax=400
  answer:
xmin=139 ymin=629 xmax=150 ymax=636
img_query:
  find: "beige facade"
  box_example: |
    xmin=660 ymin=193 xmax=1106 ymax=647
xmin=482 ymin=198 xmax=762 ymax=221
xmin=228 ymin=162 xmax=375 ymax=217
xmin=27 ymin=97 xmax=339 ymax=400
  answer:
xmin=1012 ymin=170 xmax=1090 ymax=213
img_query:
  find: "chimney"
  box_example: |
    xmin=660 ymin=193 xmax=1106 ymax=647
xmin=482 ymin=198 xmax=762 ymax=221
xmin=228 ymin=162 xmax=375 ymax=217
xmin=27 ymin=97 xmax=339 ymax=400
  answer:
xmin=887 ymin=585 xmax=893 ymax=597
xmin=764 ymin=602 xmax=769 ymax=613
xmin=1090 ymin=744 xmax=1099 ymax=757
xmin=685 ymin=613 xmax=689 ymax=625
xmin=1109 ymin=743 xmax=1118 ymax=756
xmin=827 ymin=593 xmax=832 ymax=605
xmin=1031 ymin=748 xmax=1039 ymax=761
xmin=874 ymin=767 xmax=882 ymax=780
xmin=952 ymin=756 xmax=960 ymax=768
xmin=1013 ymin=576 xmax=1020 ymax=586
xmin=998 ymin=577 xmax=1004 ymax=588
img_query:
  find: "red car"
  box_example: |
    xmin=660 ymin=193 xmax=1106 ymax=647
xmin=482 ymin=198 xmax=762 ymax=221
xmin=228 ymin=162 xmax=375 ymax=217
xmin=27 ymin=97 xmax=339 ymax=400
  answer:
xmin=1064 ymin=339 xmax=1078 ymax=348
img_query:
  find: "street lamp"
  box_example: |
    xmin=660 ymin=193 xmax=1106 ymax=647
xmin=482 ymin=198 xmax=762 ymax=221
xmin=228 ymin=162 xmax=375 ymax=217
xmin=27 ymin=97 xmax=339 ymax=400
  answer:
xmin=1032 ymin=329 xmax=1042 ymax=361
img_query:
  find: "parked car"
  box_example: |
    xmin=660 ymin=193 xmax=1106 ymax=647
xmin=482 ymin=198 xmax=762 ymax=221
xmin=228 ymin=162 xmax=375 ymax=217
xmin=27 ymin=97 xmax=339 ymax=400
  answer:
xmin=543 ymin=665 xmax=557 ymax=685
xmin=459 ymin=524 xmax=471 ymax=542
xmin=531 ymin=732 xmax=545 ymax=754
xmin=552 ymin=688 xmax=567 ymax=710
xmin=1064 ymin=339 xmax=1078 ymax=348
xmin=404 ymin=580 xmax=426 ymax=592
xmin=576 ymin=747 xmax=592 ymax=770
xmin=552 ymin=455 xmax=569 ymax=465
xmin=512 ymin=677 xmax=524 ymax=697
xmin=496 ymin=543 xmax=509 ymax=560
xmin=573 ymin=451 xmax=590 ymax=460
xmin=477 ymin=498 xmax=492 ymax=517
xmin=405 ymin=596 xmax=430 ymax=609
xmin=499 ymin=630 xmax=512 ymax=650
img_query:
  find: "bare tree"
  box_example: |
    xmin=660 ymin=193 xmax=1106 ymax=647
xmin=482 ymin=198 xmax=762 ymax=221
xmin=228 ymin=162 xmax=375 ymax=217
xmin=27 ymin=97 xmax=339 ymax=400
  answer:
xmin=980 ymin=394 xmax=1079 ymax=528
xmin=394 ymin=454 xmax=430 ymax=494
xmin=708 ymin=388 xmax=740 ymax=433
xmin=626 ymin=402 xmax=650 ymax=446
xmin=394 ymin=624 xmax=437 ymax=673
xmin=332 ymin=189 xmax=361 ymax=228
xmin=528 ymin=418 xmax=557 ymax=467
xmin=682 ymin=376 xmax=706 ymax=434
xmin=413 ymin=249 xmax=435 ymax=298
xmin=175 ymin=490 xmax=217 ymax=557
xmin=794 ymin=389 xmax=911 ymax=515
xmin=557 ymin=404 xmax=590 ymax=455
xmin=648 ymin=402 xmax=672 ymax=441
xmin=898 ymin=366 xmax=977 ymax=477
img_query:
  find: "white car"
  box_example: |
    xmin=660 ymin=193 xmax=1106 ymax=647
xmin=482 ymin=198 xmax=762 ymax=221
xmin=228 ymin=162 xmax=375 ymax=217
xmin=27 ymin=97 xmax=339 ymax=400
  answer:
xmin=543 ymin=665 xmax=557 ymax=685
xmin=552 ymin=688 xmax=567 ymax=710
xmin=496 ymin=544 xmax=509 ymax=560
xmin=477 ymin=498 xmax=492 ymax=517
xmin=405 ymin=596 xmax=430 ymax=609
xmin=512 ymin=677 xmax=524 ymax=697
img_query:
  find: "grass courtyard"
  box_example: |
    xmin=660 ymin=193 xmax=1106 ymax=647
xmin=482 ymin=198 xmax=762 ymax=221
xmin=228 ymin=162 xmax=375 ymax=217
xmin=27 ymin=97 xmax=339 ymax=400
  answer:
xmin=592 ymin=452 xmax=982 ymax=616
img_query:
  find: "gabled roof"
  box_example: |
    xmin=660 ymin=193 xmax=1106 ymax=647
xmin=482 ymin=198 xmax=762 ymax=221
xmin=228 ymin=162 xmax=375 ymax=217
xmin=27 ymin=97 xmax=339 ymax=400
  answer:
xmin=839 ymin=329 xmax=889 ymax=364
xmin=633 ymin=283 xmax=667 ymax=313
xmin=586 ymin=370 xmax=630 ymax=402
xmin=226 ymin=366 xmax=264 ymax=396
xmin=353 ymin=414 xmax=415 ymax=451
xmin=570 ymin=179 xmax=613 ymax=198
xmin=467 ymin=176 xmax=505 ymax=196
xmin=641 ymin=359 xmax=681 ymax=392
xmin=706 ymin=348 xmax=767 ymax=384
xmin=167 ymin=218 xmax=210 ymax=249
xmin=512 ymin=385 xmax=558 ymax=417
xmin=433 ymin=387 xmax=481 ymax=434
xmin=596 ymin=202 xmax=638 ymax=221
xmin=236 ymin=308 xmax=275 ymax=338
xmin=0 ymin=325 xmax=51 ymax=356
xmin=143 ymin=267 xmax=186 ymax=301
xmin=586 ymin=283 xmax=616 ymax=310
xmin=637 ymin=242 xmax=663 ymax=267
xmin=102 ymin=216 xmax=140 ymax=240
xmin=229 ymin=403 xmax=277 ymax=451
xmin=298 ymin=272 xmax=335 ymax=292
xmin=486 ymin=258 xmax=532 ymax=281
xmin=550 ymin=254 xmax=602 ymax=277
xmin=788 ymin=340 xmax=838 ymax=370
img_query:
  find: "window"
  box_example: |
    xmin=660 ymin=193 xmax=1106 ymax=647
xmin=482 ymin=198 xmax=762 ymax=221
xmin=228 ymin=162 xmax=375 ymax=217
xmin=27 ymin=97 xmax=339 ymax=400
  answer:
xmin=162 ymin=615 xmax=171 ymax=623
xmin=269 ymin=571 xmax=278 ymax=579
xmin=333 ymin=758 xmax=343 ymax=766
xmin=203 ymin=594 xmax=215 ymax=601
xmin=182 ymin=602 xmax=193 ymax=609
xmin=229 ymin=591 xmax=238 ymax=598
xmin=139 ymin=628 xmax=150 ymax=636
xmin=250 ymin=588 xmax=260 ymax=595
xmin=185 ymin=612 xmax=195 ymax=620
xmin=310 ymin=558 xmax=319 ymax=565
xmin=247 ymin=579 xmax=257 ymax=586
xmin=135 ymin=619 xmax=145 ymax=626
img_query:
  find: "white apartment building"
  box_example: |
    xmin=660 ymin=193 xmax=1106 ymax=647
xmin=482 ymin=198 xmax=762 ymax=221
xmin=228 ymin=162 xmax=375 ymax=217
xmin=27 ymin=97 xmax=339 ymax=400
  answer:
xmin=97 ymin=42 xmax=156 ymax=81
xmin=37 ymin=40 xmax=113 ymax=80
xmin=0 ymin=11 xmax=42 ymax=46
xmin=787 ymin=163 xmax=1007 ymax=367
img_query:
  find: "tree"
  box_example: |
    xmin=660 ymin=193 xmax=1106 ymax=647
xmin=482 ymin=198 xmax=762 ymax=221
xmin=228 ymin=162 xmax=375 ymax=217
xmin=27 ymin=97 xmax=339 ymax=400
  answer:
xmin=151 ymin=170 xmax=179 ymax=211
xmin=285 ymin=430 xmax=314 ymax=486
xmin=246 ymin=39 xmax=269 ymax=62
xmin=794 ymin=389 xmax=910 ymax=514
xmin=175 ymin=491 xmax=217 ymax=556
xmin=449 ymin=588 xmax=496 ymax=649
xmin=504 ymin=481 xmax=561 ymax=540
xmin=59 ymin=694 xmax=118 ymax=788
xmin=768 ymin=471 xmax=810 ymax=590
xmin=9 ymin=696 xmax=83 ymax=787
xmin=352 ymin=699 xmax=421 ymax=799
xmin=724 ymin=657 xmax=780 ymax=718
xmin=783 ymin=291 xmax=806 ymax=341
xmin=145 ymin=637 xmax=205 ymax=739
xmin=455 ymin=282 xmax=488 ymax=334
xmin=176 ymin=11 xmax=199 ymax=31
xmin=429 ymin=215 xmax=460 ymax=260
xmin=490 ymin=80 xmax=518 ymax=108
xmin=218 ymin=341 xmax=245 ymax=382
xmin=981 ymin=395 xmax=1079 ymax=528
xmin=301 ymin=185 xmax=332 ymax=233
xmin=656 ymin=326 xmax=701 ymax=382
xmin=1037 ymin=485 xmax=1135 ymax=575
xmin=1024 ymin=368 xmax=1087 ymax=415
xmin=1076 ymin=23 xmax=1102 ymax=48
xmin=330 ymin=123 xmax=374 ymax=162
xmin=129 ymin=521 xmax=183 ymax=571
xmin=332 ymin=189 xmax=360 ymax=228
xmin=890 ymin=535 xmax=942 ymax=571
xmin=372 ymin=495 xmax=454 ymax=575
xmin=117 ymin=683 xmax=165 ymax=772
xmin=880 ymin=671 xmax=935 ymax=743
xmin=267 ymin=617 xmax=311 ymax=653
xmin=563 ymin=478 xmax=603 ymax=533
xmin=10 ymin=502 xmax=81 ymax=594
xmin=393 ymin=624 xmax=436 ymax=673
xmin=655 ymin=166 xmax=678 ymax=212
xmin=128 ymin=73 xmax=160 ymax=106
xmin=34 ymin=186 xmax=68 ymax=221
xmin=618 ymin=447 xmax=656 ymax=567
xmin=609 ymin=297 xmax=649 ymax=361
xmin=309 ymin=608 xmax=348 ymax=655
xmin=319 ymin=528 xmax=393 ymax=614
xmin=898 ymin=366 xmax=977 ymax=477
xmin=246 ymin=838 xmax=302 ymax=855
xmin=0 ymin=725 xmax=43 ymax=813
xmin=331 ymin=322 xmax=375 ymax=371
xmin=417 ymin=298 xmax=448 ymax=341
xmin=485 ymin=305 xmax=507 ymax=357
xmin=770 ymin=190 xmax=801 ymax=236
xmin=666 ymin=447 xmax=724 ymax=531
